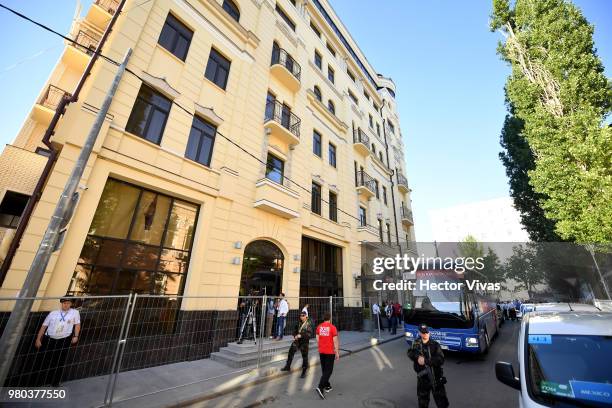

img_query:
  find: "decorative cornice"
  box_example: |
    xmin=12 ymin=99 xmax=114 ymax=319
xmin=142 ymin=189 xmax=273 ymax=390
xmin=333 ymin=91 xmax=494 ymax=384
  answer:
xmin=140 ymin=71 xmax=180 ymax=100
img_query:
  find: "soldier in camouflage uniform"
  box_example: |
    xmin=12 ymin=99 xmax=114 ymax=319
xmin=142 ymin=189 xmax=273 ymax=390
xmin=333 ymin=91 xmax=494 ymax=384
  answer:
xmin=407 ymin=323 xmax=449 ymax=408
xmin=281 ymin=311 xmax=313 ymax=378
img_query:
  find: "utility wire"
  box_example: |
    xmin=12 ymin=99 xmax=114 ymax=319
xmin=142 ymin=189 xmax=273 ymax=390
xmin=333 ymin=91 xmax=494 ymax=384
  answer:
xmin=0 ymin=2 xmax=393 ymax=232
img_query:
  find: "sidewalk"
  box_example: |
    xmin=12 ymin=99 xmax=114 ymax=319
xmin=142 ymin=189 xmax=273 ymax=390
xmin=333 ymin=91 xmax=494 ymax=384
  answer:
xmin=58 ymin=328 xmax=404 ymax=408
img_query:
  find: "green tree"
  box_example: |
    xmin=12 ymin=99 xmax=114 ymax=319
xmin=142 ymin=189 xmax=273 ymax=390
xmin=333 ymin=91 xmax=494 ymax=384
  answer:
xmin=491 ymin=0 xmax=612 ymax=242
xmin=499 ymin=107 xmax=562 ymax=241
xmin=504 ymin=243 xmax=546 ymax=295
xmin=482 ymin=247 xmax=505 ymax=284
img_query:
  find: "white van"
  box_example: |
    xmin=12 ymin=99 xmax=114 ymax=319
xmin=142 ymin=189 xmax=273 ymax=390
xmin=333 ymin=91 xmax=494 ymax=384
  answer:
xmin=496 ymin=311 xmax=612 ymax=407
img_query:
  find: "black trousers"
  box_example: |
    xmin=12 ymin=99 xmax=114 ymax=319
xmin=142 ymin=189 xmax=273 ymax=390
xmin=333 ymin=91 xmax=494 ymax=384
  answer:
xmin=417 ymin=377 xmax=449 ymax=408
xmin=32 ymin=336 xmax=72 ymax=386
xmin=286 ymin=341 xmax=309 ymax=368
xmin=318 ymin=353 xmax=335 ymax=388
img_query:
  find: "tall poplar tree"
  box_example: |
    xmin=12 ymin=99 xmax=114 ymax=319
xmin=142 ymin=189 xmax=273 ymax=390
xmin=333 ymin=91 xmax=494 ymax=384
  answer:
xmin=491 ymin=0 xmax=612 ymax=242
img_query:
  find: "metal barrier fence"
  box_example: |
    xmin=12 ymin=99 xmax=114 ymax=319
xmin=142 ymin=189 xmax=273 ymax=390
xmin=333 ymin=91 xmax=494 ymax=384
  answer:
xmin=1 ymin=293 xmax=401 ymax=406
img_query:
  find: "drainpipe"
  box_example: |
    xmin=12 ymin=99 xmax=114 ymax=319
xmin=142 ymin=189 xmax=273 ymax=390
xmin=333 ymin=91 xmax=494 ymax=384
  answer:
xmin=0 ymin=0 xmax=127 ymax=286
xmin=382 ymin=116 xmax=402 ymax=250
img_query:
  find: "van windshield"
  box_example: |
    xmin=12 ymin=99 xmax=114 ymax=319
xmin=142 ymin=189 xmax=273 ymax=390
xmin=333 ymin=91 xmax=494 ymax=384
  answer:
xmin=527 ymin=334 xmax=612 ymax=407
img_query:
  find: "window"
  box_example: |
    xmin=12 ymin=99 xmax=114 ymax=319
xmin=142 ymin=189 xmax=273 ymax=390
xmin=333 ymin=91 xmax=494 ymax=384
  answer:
xmin=185 ymin=116 xmax=216 ymax=166
xmin=327 ymin=100 xmax=335 ymax=114
xmin=364 ymin=90 xmax=370 ymax=101
xmin=354 ymin=161 xmax=358 ymax=186
xmin=326 ymin=42 xmax=336 ymax=57
xmin=222 ymin=0 xmax=240 ymax=22
xmin=158 ymin=14 xmax=193 ymax=61
xmin=379 ymin=151 xmax=384 ymax=163
xmin=388 ymin=121 xmax=395 ymax=134
xmin=376 ymin=123 xmax=381 ymax=136
xmin=329 ymin=191 xmax=337 ymax=222
xmin=275 ymin=4 xmax=295 ymax=31
xmin=328 ymin=143 xmax=336 ymax=167
xmin=0 ymin=191 xmax=29 ymax=229
xmin=265 ymin=153 xmax=284 ymax=184
xmin=347 ymin=69 xmax=355 ymax=82
xmin=311 ymin=182 xmax=321 ymax=215
xmin=359 ymin=207 xmax=366 ymax=227
xmin=126 ymin=84 xmax=171 ymax=144
xmin=205 ymin=48 xmax=231 ymax=89
xmin=386 ymin=223 xmax=392 ymax=244
xmin=327 ymin=66 xmax=335 ymax=84
xmin=313 ymin=130 xmax=322 ymax=157
xmin=383 ymin=186 xmax=387 ymax=205
xmin=314 ymin=50 xmax=322 ymax=69
xmin=310 ymin=22 xmax=321 ymax=37
xmin=369 ymin=114 xmax=373 ymax=128
xmin=371 ymin=143 xmax=376 ymax=154
xmin=348 ymin=90 xmax=358 ymax=105
xmin=69 ymin=178 xmax=198 ymax=296
xmin=378 ymin=219 xmax=383 ymax=243
xmin=374 ymin=180 xmax=379 ymax=199
xmin=374 ymin=103 xmax=379 ymax=113
xmin=313 ymin=85 xmax=322 ymax=102
xmin=300 ymin=236 xmax=343 ymax=297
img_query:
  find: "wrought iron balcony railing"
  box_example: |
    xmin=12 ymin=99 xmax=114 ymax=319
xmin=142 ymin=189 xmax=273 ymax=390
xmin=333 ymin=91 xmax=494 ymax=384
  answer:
xmin=356 ymin=170 xmax=376 ymax=193
xmin=397 ymin=173 xmax=409 ymax=188
xmin=74 ymin=30 xmax=100 ymax=55
xmin=271 ymin=47 xmax=301 ymax=81
xmin=353 ymin=128 xmax=370 ymax=147
xmin=95 ymin=0 xmax=120 ymax=14
xmin=401 ymin=205 xmax=413 ymax=223
xmin=39 ymin=85 xmax=71 ymax=110
xmin=264 ymin=100 xmax=301 ymax=138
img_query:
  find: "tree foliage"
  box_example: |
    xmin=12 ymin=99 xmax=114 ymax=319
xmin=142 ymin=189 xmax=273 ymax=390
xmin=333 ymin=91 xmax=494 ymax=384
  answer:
xmin=491 ymin=0 xmax=612 ymax=242
xmin=499 ymin=109 xmax=562 ymax=241
xmin=504 ymin=243 xmax=546 ymax=294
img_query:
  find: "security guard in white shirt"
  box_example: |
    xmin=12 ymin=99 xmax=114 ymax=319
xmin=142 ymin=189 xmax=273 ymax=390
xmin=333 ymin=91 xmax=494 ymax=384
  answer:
xmin=34 ymin=296 xmax=81 ymax=386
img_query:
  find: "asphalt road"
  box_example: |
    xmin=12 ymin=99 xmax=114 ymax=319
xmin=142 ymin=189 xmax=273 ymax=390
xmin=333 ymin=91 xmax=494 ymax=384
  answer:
xmin=193 ymin=321 xmax=520 ymax=408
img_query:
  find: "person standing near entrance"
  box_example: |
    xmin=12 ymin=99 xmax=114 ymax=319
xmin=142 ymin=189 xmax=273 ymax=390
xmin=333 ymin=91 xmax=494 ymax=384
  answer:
xmin=315 ymin=312 xmax=339 ymax=399
xmin=34 ymin=296 xmax=81 ymax=386
xmin=266 ymin=297 xmax=276 ymax=339
xmin=281 ymin=311 xmax=313 ymax=378
xmin=275 ymin=293 xmax=289 ymax=340
xmin=372 ymin=302 xmax=382 ymax=331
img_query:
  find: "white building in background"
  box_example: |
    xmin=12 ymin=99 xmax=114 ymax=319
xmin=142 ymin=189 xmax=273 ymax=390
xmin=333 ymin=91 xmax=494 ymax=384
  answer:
xmin=429 ymin=197 xmax=529 ymax=243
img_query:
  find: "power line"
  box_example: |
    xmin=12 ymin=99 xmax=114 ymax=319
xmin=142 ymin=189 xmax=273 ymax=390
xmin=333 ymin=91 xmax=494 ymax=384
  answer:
xmin=0 ymin=2 xmax=393 ymax=232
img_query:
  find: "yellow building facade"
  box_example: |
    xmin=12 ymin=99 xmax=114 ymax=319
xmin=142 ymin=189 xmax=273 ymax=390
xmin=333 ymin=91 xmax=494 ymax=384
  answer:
xmin=0 ymin=0 xmax=415 ymax=310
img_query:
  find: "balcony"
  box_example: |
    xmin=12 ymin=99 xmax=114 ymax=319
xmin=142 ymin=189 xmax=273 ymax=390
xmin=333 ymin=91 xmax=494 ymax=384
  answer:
xmin=264 ymin=100 xmax=300 ymax=146
xmin=33 ymin=85 xmax=71 ymax=123
xmin=397 ymin=173 xmax=409 ymax=193
xmin=353 ymin=128 xmax=370 ymax=156
xmin=73 ymin=30 xmax=100 ymax=55
xmin=270 ymin=47 xmax=301 ymax=92
xmin=401 ymin=205 xmax=414 ymax=226
xmin=253 ymin=178 xmax=300 ymax=219
xmin=356 ymin=170 xmax=376 ymax=199
xmin=87 ymin=0 xmax=119 ymax=28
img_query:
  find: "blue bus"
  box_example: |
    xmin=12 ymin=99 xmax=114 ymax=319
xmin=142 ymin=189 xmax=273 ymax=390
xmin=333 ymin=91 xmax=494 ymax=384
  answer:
xmin=403 ymin=269 xmax=499 ymax=354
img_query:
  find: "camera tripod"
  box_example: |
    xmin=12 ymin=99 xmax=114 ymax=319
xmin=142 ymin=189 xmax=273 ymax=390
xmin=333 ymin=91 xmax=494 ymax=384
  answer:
xmin=237 ymin=300 xmax=258 ymax=345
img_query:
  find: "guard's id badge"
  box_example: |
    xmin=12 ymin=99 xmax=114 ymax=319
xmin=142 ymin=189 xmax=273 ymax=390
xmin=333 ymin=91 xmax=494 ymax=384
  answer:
xmin=55 ymin=323 xmax=65 ymax=335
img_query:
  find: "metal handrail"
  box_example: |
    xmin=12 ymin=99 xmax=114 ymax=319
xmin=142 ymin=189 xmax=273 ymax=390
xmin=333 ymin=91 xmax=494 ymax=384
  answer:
xmin=356 ymin=170 xmax=376 ymax=193
xmin=95 ymin=0 xmax=120 ymax=14
xmin=271 ymin=46 xmax=301 ymax=81
xmin=353 ymin=128 xmax=370 ymax=146
xmin=397 ymin=173 xmax=409 ymax=188
xmin=401 ymin=205 xmax=413 ymax=222
xmin=264 ymin=100 xmax=301 ymax=138
xmin=39 ymin=85 xmax=71 ymax=110
xmin=74 ymin=30 xmax=100 ymax=55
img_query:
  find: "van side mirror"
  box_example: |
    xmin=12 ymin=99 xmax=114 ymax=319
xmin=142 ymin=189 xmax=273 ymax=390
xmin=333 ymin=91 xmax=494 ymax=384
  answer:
xmin=495 ymin=361 xmax=521 ymax=390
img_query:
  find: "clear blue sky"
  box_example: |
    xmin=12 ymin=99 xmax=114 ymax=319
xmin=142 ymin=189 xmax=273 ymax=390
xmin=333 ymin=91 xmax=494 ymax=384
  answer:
xmin=0 ymin=1 xmax=610 ymax=241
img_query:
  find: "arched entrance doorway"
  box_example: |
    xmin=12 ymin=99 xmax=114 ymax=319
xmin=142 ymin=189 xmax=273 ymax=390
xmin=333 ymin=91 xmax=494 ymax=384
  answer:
xmin=239 ymin=240 xmax=284 ymax=296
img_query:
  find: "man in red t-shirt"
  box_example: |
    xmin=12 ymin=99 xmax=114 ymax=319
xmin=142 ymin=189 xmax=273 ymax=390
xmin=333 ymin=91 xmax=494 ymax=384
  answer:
xmin=315 ymin=312 xmax=339 ymax=399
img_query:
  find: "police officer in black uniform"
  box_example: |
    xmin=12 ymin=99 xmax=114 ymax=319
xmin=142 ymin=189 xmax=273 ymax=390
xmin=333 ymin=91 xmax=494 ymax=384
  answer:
xmin=280 ymin=311 xmax=313 ymax=378
xmin=407 ymin=323 xmax=449 ymax=408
